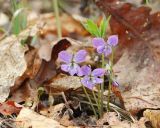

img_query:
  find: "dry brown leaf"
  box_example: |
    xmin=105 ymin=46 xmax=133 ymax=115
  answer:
xmin=0 ymin=36 xmax=28 ymax=103
xmin=0 ymin=23 xmax=43 ymax=102
xmin=38 ymin=43 xmax=52 ymax=61
xmin=16 ymin=108 xmax=65 ymax=128
xmin=97 ymin=112 xmax=147 ymax=128
xmin=143 ymin=109 xmax=160 ymax=128
xmin=40 ymin=103 xmax=65 ymax=120
xmin=34 ymin=38 xmax=71 ymax=85
xmin=113 ymin=41 xmax=160 ymax=114
xmin=30 ymin=13 xmax=88 ymax=39
xmin=10 ymin=80 xmax=36 ymax=103
xmin=45 ymin=74 xmax=81 ymax=94
xmin=96 ymin=0 xmax=160 ymax=114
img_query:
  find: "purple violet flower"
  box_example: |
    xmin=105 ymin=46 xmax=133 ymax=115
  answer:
xmin=81 ymin=65 xmax=105 ymax=90
xmin=92 ymin=35 xmax=118 ymax=56
xmin=58 ymin=50 xmax=87 ymax=76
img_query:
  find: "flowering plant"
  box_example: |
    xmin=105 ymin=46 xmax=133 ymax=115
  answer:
xmin=58 ymin=17 xmax=119 ymax=118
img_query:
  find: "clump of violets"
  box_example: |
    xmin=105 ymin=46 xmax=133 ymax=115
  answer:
xmin=58 ymin=50 xmax=106 ymax=90
xmin=58 ymin=16 xmax=119 ymax=119
xmin=58 ymin=35 xmax=119 ymax=118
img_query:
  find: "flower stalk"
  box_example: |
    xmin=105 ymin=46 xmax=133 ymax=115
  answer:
xmin=100 ymin=53 xmax=105 ymax=116
xmin=107 ymin=48 xmax=114 ymax=111
xmin=82 ymin=83 xmax=98 ymax=119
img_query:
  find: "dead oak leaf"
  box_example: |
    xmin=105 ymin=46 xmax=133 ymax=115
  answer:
xmin=45 ymin=74 xmax=81 ymax=94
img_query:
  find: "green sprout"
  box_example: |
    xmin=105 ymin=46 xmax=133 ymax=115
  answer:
xmin=83 ymin=16 xmax=111 ymax=38
xmin=11 ymin=0 xmax=27 ymax=35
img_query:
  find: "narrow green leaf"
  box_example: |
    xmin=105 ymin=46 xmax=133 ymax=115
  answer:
xmin=11 ymin=0 xmax=27 ymax=35
xmin=100 ymin=16 xmax=111 ymax=38
xmin=83 ymin=19 xmax=101 ymax=37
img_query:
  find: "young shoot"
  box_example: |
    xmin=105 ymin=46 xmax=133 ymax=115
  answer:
xmin=11 ymin=0 xmax=27 ymax=35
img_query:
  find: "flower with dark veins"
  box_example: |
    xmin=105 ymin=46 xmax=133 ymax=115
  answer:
xmin=81 ymin=65 xmax=105 ymax=90
xmin=58 ymin=50 xmax=87 ymax=76
xmin=92 ymin=35 xmax=118 ymax=56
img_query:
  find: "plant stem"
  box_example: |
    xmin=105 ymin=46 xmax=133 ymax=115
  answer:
xmin=53 ymin=0 xmax=62 ymax=39
xmin=107 ymin=48 xmax=114 ymax=111
xmin=82 ymin=84 xmax=98 ymax=118
xmin=97 ymin=85 xmax=101 ymax=113
xmin=100 ymin=54 xmax=105 ymax=117
xmin=92 ymin=90 xmax=100 ymax=111
xmin=107 ymin=76 xmax=111 ymax=111
xmin=146 ymin=0 xmax=149 ymax=5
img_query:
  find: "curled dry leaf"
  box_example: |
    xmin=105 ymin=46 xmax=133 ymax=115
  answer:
xmin=0 ymin=22 xmax=45 ymax=102
xmin=34 ymin=38 xmax=71 ymax=85
xmin=143 ymin=109 xmax=160 ymax=128
xmin=38 ymin=43 xmax=52 ymax=62
xmin=16 ymin=108 xmax=64 ymax=128
xmin=45 ymin=74 xmax=81 ymax=94
xmin=0 ymin=35 xmax=28 ymax=103
xmin=10 ymin=48 xmax=40 ymax=92
xmin=10 ymin=80 xmax=36 ymax=103
xmin=0 ymin=23 xmax=43 ymax=102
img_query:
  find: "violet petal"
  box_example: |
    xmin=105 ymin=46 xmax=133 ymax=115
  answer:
xmin=74 ymin=50 xmax=87 ymax=63
xmin=92 ymin=77 xmax=103 ymax=84
xmin=81 ymin=65 xmax=92 ymax=76
xmin=107 ymin=35 xmax=118 ymax=47
xmin=92 ymin=38 xmax=105 ymax=48
xmin=81 ymin=76 xmax=95 ymax=90
xmin=61 ymin=64 xmax=70 ymax=72
xmin=77 ymin=65 xmax=84 ymax=76
xmin=58 ymin=51 xmax=72 ymax=63
xmin=92 ymin=68 xmax=105 ymax=77
xmin=97 ymin=45 xmax=105 ymax=54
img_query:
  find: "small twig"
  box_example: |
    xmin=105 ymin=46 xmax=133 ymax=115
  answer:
xmin=61 ymin=92 xmax=74 ymax=118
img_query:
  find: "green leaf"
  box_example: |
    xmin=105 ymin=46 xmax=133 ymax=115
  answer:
xmin=99 ymin=16 xmax=111 ymax=38
xmin=83 ymin=19 xmax=101 ymax=37
xmin=11 ymin=0 xmax=27 ymax=35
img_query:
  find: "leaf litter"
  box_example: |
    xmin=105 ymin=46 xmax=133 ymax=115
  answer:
xmin=0 ymin=0 xmax=160 ymax=128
